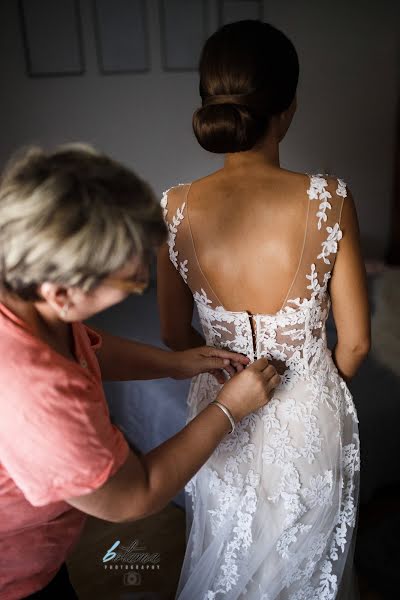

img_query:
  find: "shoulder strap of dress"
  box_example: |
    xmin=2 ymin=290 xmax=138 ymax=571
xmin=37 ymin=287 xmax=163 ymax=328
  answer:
xmin=307 ymin=174 xmax=346 ymax=262
xmin=160 ymin=183 xmax=191 ymax=280
xmin=283 ymin=174 xmax=347 ymax=307
xmin=160 ymin=183 xmax=224 ymax=308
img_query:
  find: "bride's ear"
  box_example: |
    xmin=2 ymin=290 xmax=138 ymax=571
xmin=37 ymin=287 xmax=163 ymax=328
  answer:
xmin=283 ymin=96 xmax=297 ymax=123
xmin=277 ymin=96 xmax=297 ymax=141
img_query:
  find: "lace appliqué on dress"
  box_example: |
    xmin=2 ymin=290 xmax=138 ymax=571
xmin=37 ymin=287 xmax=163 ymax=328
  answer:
xmin=308 ymin=176 xmax=346 ymax=265
xmin=161 ymin=185 xmax=189 ymax=282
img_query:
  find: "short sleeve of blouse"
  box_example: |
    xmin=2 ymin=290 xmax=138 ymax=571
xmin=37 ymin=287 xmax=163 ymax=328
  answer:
xmin=0 ymin=321 xmax=129 ymax=507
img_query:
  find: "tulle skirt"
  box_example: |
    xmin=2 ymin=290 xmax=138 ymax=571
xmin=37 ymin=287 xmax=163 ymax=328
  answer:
xmin=176 ymin=369 xmax=360 ymax=600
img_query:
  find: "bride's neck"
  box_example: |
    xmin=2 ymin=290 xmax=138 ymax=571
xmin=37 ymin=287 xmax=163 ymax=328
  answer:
xmin=224 ymin=136 xmax=280 ymax=171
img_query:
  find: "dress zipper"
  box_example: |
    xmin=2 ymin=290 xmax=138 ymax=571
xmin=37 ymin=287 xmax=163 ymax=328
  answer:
xmin=247 ymin=311 xmax=258 ymax=361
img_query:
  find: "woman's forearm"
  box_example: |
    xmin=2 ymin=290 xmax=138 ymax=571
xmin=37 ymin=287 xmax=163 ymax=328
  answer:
xmin=132 ymin=402 xmax=231 ymax=518
xmin=66 ymin=357 xmax=276 ymax=523
xmin=163 ymin=325 xmax=205 ymax=352
xmin=93 ymin=326 xmax=243 ymax=382
xmin=66 ymin=401 xmax=232 ymax=523
xmin=94 ymin=327 xmax=178 ymax=380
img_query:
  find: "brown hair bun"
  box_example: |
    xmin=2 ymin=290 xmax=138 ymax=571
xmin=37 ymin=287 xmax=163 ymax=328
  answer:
xmin=193 ymin=20 xmax=299 ymax=154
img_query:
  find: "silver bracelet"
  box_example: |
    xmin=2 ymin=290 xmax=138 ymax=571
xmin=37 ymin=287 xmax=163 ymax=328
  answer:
xmin=210 ymin=400 xmax=236 ymax=435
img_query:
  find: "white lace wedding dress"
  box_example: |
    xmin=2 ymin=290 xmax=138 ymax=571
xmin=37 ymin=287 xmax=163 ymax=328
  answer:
xmin=161 ymin=175 xmax=360 ymax=600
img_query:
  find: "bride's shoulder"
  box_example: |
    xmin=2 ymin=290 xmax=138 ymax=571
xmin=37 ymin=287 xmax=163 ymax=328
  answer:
xmin=160 ymin=182 xmax=191 ymax=210
xmin=161 ymin=181 xmax=191 ymax=196
xmin=311 ymin=173 xmax=349 ymax=203
xmin=161 ymin=182 xmax=191 ymax=203
xmin=284 ymin=169 xmax=349 ymax=197
xmin=161 ymin=171 xmax=223 ymax=206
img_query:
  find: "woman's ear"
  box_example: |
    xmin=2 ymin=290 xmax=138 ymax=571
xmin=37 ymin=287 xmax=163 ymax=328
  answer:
xmin=37 ymin=282 xmax=71 ymax=317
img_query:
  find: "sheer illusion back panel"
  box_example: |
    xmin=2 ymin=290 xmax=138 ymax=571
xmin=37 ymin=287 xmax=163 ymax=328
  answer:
xmin=184 ymin=174 xmax=314 ymax=314
xmin=160 ymin=182 xmax=222 ymax=307
xmin=162 ymin=175 xmax=346 ymax=316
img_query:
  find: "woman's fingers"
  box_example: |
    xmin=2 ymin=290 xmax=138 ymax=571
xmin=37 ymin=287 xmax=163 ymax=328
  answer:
xmin=265 ymin=364 xmax=277 ymax=379
xmin=208 ymin=363 xmax=240 ymax=385
xmin=247 ymin=357 xmax=270 ymax=372
xmin=209 ymin=369 xmax=226 ymax=384
xmin=224 ymin=363 xmax=236 ymax=378
xmin=272 ymin=373 xmax=281 ymax=386
xmin=204 ymin=346 xmax=249 ymax=366
xmin=247 ymin=358 xmax=281 ymax=388
xmin=205 ymin=351 xmax=279 ymax=386
xmin=231 ymin=361 xmax=244 ymax=373
xmin=266 ymin=368 xmax=281 ymax=389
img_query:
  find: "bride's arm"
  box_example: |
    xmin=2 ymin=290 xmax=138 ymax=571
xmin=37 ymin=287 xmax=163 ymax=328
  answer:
xmin=157 ymin=243 xmax=205 ymax=351
xmin=329 ymin=189 xmax=371 ymax=381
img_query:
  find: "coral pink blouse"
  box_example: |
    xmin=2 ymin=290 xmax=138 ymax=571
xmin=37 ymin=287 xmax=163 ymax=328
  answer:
xmin=0 ymin=302 xmax=129 ymax=599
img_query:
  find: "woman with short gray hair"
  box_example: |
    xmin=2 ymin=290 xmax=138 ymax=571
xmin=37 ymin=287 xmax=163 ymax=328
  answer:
xmin=0 ymin=144 xmax=279 ymax=599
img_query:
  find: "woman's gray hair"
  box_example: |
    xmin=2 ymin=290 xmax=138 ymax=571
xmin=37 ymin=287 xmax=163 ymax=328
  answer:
xmin=0 ymin=143 xmax=167 ymax=300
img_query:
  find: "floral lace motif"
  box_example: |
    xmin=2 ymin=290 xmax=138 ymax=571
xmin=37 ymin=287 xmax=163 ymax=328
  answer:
xmin=317 ymin=223 xmax=343 ymax=265
xmin=308 ymin=175 xmax=346 ymax=265
xmin=162 ymin=176 xmax=360 ymax=599
xmin=160 ymin=185 xmax=189 ymax=282
xmin=307 ymin=175 xmax=332 ymax=230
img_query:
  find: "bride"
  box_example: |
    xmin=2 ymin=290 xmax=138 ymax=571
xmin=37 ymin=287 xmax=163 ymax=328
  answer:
xmin=157 ymin=20 xmax=370 ymax=600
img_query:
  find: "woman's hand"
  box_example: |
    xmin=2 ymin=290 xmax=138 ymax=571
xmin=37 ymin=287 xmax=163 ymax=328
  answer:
xmin=216 ymin=358 xmax=281 ymax=422
xmin=171 ymin=346 xmax=250 ymax=382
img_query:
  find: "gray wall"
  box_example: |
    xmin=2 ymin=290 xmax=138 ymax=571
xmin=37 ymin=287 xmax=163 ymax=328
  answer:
xmin=0 ymin=0 xmax=399 ymax=257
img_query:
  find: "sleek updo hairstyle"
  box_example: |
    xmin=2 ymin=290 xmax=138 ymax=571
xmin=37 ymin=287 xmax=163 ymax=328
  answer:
xmin=193 ymin=20 xmax=299 ymax=154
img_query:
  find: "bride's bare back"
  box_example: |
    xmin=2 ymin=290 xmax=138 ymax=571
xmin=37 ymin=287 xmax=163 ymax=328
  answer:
xmin=184 ymin=167 xmax=319 ymax=314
